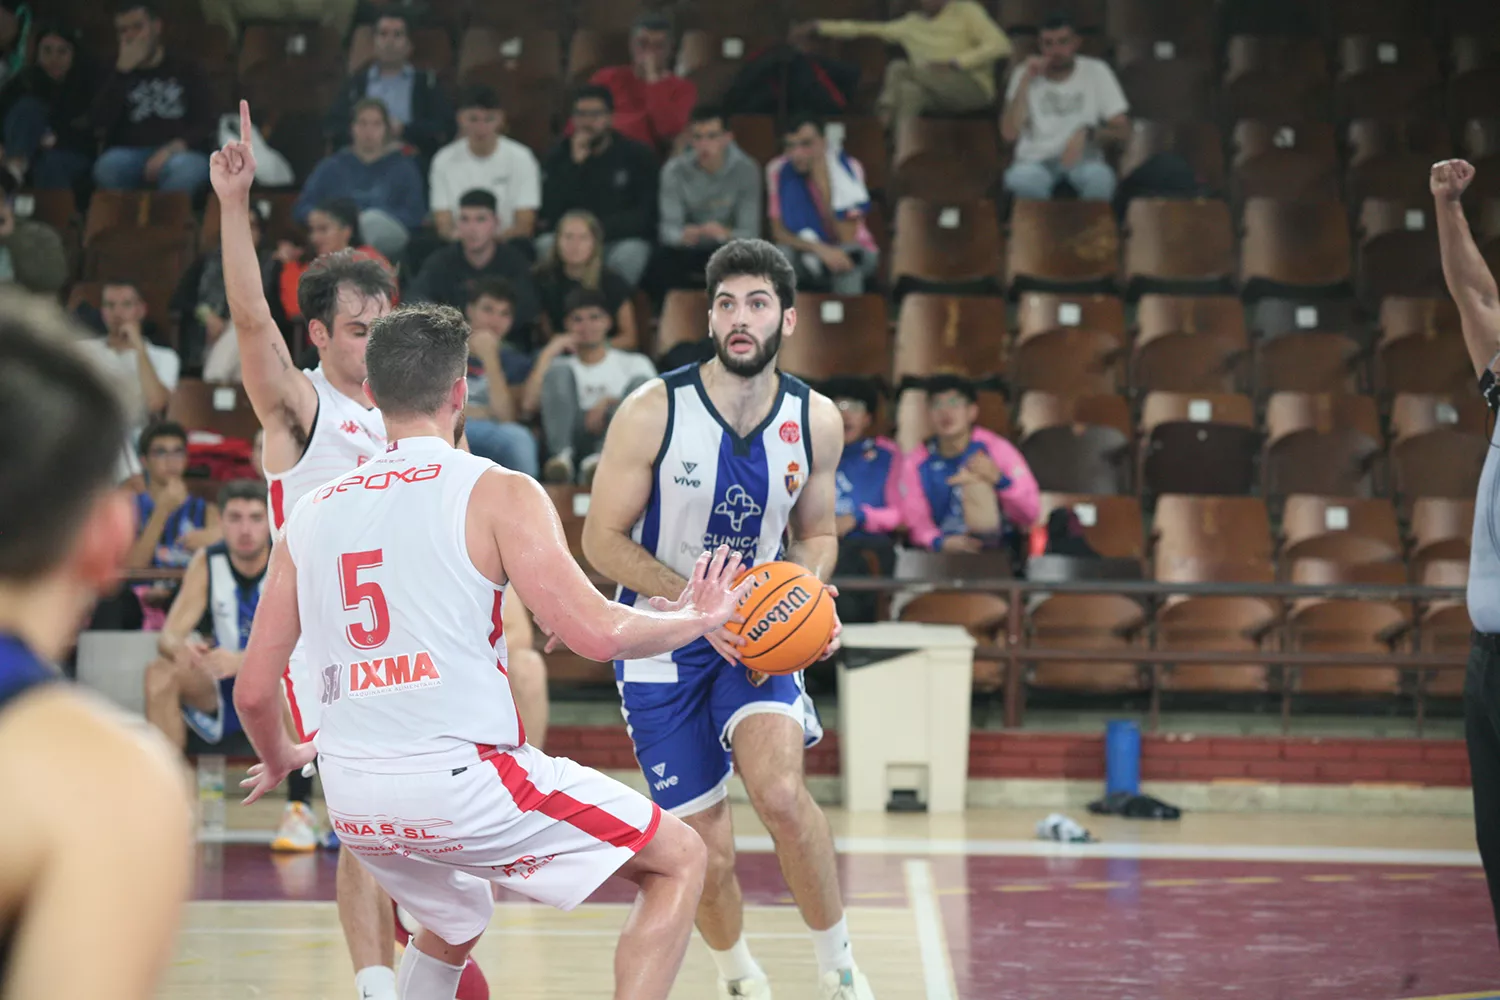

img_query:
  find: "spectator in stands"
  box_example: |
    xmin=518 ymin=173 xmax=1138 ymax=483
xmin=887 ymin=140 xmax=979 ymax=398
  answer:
xmin=0 ymin=21 xmax=98 ymax=190
xmin=200 ymin=0 xmax=357 ymax=43
xmin=1000 ymin=13 xmax=1130 ymax=202
xmin=271 ymin=198 xmax=394 ymax=328
xmin=0 ymin=3 xmax=31 ymax=89
xmin=126 ymin=421 xmax=220 ymax=573
xmin=589 ymin=12 xmax=697 ymax=156
xmin=428 ymin=85 xmax=539 ymax=249
xmin=90 ymin=2 xmax=215 ymax=195
xmin=173 ymin=199 xmax=269 ymax=380
xmin=653 ymin=105 xmax=762 ymax=293
xmin=77 ymin=280 xmax=181 ymax=481
xmin=0 ymin=171 xmax=68 ymax=295
xmin=824 ymin=377 xmax=902 ymax=624
xmin=768 ymin=115 xmax=878 ymax=295
xmin=325 ymin=9 xmax=451 ymax=161
xmin=142 ymin=480 xmax=267 ymax=752
xmin=408 ymin=188 xmax=539 ymax=334
xmin=295 ymin=98 xmax=425 ymax=260
xmin=529 ymin=287 xmax=656 ymax=486
xmin=537 ymin=85 xmax=658 ymax=288
xmin=899 ymin=374 xmax=1039 ymax=554
xmin=533 ymin=208 xmax=638 ymax=349
xmin=806 ymin=0 xmax=1010 ymax=130
xmin=462 ymin=278 xmax=539 ymax=478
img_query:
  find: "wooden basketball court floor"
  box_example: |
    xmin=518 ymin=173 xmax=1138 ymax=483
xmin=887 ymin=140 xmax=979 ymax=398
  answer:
xmin=163 ymin=800 xmax=1500 ymax=1000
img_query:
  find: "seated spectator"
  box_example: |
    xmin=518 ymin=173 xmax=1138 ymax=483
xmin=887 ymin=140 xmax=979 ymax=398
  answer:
xmin=462 ymin=278 xmax=539 ymax=478
xmin=537 ymin=86 xmax=658 ymax=288
xmin=271 ymin=198 xmax=394 ymax=328
xmin=768 ymin=115 xmax=879 ymax=295
xmin=1000 ymin=13 xmax=1130 ymax=202
xmin=325 ymin=9 xmax=451 ymax=161
xmin=0 ymin=21 xmax=98 ymax=190
xmin=142 ymin=479 xmax=268 ymax=752
xmin=0 ymin=171 xmax=68 ymax=295
xmin=899 ymin=374 xmax=1039 ymax=554
xmin=527 ymin=287 xmax=656 ymax=486
xmin=90 ymin=2 xmax=215 ymax=195
xmin=408 ymin=188 xmax=539 ymax=334
xmin=534 ymin=209 xmax=638 ymax=349
xmin=824 ymin=377 xmax=902 ymax=623
xmin=808 ymin=0 xmax=1010 ymax=130
xmin=589 ymin=12 xmax=696 ymax=155
xmin=652 ymin=105 xmax=762 ymax=294
xmin=173 ymin=199 xmax=270 ymax=379
xmin=76 ymin=280 xmax=181 ymax=480
xmin=126 ymin=421 xmax=220 ymax=573
xmin=429 ymin=85 xmax=540 ymax=249
xmin=295 ymin=98 xmax=425 ymax=260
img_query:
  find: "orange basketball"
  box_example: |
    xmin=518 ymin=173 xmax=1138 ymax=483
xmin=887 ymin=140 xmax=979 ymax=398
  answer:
xmin=723 ymin=561 xmax=836 ymax=675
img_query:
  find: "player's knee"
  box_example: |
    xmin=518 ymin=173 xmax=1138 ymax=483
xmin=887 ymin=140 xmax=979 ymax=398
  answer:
xmin=648 ymin=812 xmax=708 ymax=885
xmin=144 ymin=658 xmax=178 ymax=698
xmin=748 ymin=775 xmax=807 ymax=834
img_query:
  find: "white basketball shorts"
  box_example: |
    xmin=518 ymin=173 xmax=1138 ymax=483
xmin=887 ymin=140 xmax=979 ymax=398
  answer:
xmin=317 ymin=743 xmax=662 ymax=945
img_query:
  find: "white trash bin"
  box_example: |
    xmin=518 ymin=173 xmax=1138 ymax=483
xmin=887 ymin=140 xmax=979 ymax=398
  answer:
xmin=836 ymin=623 xmax=976 ymax=813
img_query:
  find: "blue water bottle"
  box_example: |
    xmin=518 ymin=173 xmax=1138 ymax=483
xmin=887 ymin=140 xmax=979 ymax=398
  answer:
xmin=1105 ymin=719 xmax=1141 ymax=797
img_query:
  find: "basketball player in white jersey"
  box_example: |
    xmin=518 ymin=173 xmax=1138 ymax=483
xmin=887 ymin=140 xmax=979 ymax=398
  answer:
xmin=212 ymin=100 xmax=496 ymax=1000
xmin=234 ymin=303 xmax=749 ymax=1000
xmin=582 ymin=240 xmax=874 ymax=1000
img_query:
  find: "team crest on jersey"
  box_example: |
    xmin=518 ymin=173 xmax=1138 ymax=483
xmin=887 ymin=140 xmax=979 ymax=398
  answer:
xmin=784 ymin=460 xmax=802 ymax=494
xmin=779 ymin=420 xmax=800 ymax=444
xmin=340 ymin=420 xmax=361 ymax=435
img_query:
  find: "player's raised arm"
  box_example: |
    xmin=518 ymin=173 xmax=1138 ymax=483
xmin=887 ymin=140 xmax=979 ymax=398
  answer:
xmin=486 ymin=469 xmax=750 ymax=662
xmin=211 ymin=100 xmax=315 ymax=431
xmin=581 ymin=380 xmax=693 ymax=601
xmin=1432 ymin=159 xmax=1500 ymax=376
xmin=785 ymin=392 xmax=844 ymax=581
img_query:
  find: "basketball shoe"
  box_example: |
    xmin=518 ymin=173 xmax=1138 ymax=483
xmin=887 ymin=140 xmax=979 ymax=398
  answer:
xmin=718 ymin=976 xmax=773 ymax=1000
xmin=271 ymin=801 xmax=318 ymax=852
xmin=819 ymin=967 xmax=875 ymax=1000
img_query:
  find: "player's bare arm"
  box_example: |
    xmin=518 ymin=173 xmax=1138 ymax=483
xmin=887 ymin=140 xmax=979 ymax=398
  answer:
xmin=477 ymin=467 xmax=751 ymax=662
xmin=156 ymin=548 xmax=209 ymax=660
xmin=580 ymin=379 xmax=694 ymax=601
xmin=211 ymin=100 xmax=317 ymax=468
xmin=0 ymin=691 xmax=192 ymax=1000
xmin=1432 ymin=159 xmax=1500 ymax=376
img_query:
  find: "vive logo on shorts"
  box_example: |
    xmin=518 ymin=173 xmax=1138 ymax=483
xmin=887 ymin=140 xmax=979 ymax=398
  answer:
xmin=650 ymin=762 xmax=679 ymax=791
xmin=746 ymin=585 xmax=814 ymax=643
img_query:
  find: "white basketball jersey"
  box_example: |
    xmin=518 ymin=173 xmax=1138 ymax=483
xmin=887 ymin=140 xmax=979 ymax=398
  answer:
xmin=284 ymin=437 xmax=520 ymax=772
xmin=617 ymin=365 xmax=812 ymax=610
xmin=267 ymin=365 xmax=387 ymax=538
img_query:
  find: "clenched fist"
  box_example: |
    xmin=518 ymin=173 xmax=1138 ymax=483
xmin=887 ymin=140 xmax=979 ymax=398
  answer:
xmin=1431 ymin=158 xmax=1475 ymax=202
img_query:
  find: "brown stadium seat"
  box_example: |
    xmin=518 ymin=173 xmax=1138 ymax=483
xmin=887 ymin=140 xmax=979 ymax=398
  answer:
xmin=1439 ymin=0 xmax=1500 ymax=36
xmin=1409 ymin=498 xmax=1475 ymax=566
xmin=777 ymin=294 xmax=890 ymax=381
xmin=893 ymin=118 xmax=998 ymax=203
xmin=1375 ymin=298 xmax=1471 ymax=395
xmin=84 ymin=190 xmax=194 ymax=247
xmin=1285 ymin=558 xmax=1410 ymax=696
xmin=1328 ymin=0 xmax=1426 ymax=36
xmin=1154 ymin=496 xmax=1275 ymax=571
xmin=1130 ymin=295 xmax=1247 ymax=393
xmin=1028 ymin=593 xmax=1148 ymax=692
xmin=575 ymin=0 xmax=649 ymax=33
xmin=899 ymin=590 xmax=1010 ymax=692
xmin=16 ymin=188 xmax=77 ymax=234
xmin=1356 ymin=198 xmax=1445 ymax=305
xmin=655 ymin=289 xmax=708 ymax=361
xmin=167 ymin=380 xmax=262 ymax=442
xmin=83 ymin=226 xmax=196 ymax=288
xmin=1334 ymin=36 xmax=1441 ymax=122
xmin=1111 ymin=37 xmax=1212 ymax=124
xmin=1016 ymin=393 xmax=1132 ymax=495
xmin=1254 ymin=330 xmax=1362 ymax=396
xmin=892 ymin=294 xmax=1008 ymax=382
xmin=678 ymin=28 xmax=785 ymax=105
xmin=566 ymin=29 xmax=630 ymax=83
xmin=1389 ymin=393 xmax=1490 ymax=517
xmin=457 ymin=28 xmax=562 ymax=84
xmin=1222 ymin=36 xmax=1330 ymax=122
xmin=1250 ymin=297 xmax=1358 ymax=338
xmin=1037 ymin=493 xmax=1145 ymax=561
xmin=1118 ymin=121 xmax=1224 ymax=195
xmin=998 ymin=0 xmax=1106 ymax=34
xmin=1239 ymin=198 xmax=1352 ymax=300
xmin=1139 ymin=391 xmax=1258 ymax=497
xmin=468 ymin=2 xmax=563 ymax=31
xmin=1262 ymin=392 xmax=1382 ymax=499
xmin=1229 ymin=121 xmax=1339 ymax=208
xmin=352 ymin=24 xmax=455 ymax=79
xmin=1416 ymin=557 xmax=1471 ymax=698
xmin=238 ymin=24 xmax=343 ymax=107
xmin=1345 ymin=119 xmax=1452 ymax=206
xmin=201 ymin=191 xmax=302 ymax=252
xmin=889 ymin=198 xmax=1004 ymax=297
xmin=1013 ymin=292 xmax=1125 ymax=394
xmin=1447 ymin=36 xmax=1500 ymax=133
xmin=1006 ymin=199 xmax=1119 ymax=295
xmin=1120 ymin=199 xmax=1234 ymax=299
xmin=727 ymin=114 xmax=777 ymax=167
xmin=1280 ymin=495 xmax=1403 ymax=568
xmin=1105 ymin=0 xmax=1211 ymax=49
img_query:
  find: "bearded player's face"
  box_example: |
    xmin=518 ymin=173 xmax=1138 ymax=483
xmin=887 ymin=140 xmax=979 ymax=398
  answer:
xmin=709 ymin=274 xmax=793 ymax=379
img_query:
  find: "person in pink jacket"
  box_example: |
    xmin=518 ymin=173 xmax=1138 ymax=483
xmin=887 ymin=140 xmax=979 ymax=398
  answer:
xmin=823 ymin=377 xmax=903 ymax=622
xmin=898 ymin=374 xmax=1039 ymax=553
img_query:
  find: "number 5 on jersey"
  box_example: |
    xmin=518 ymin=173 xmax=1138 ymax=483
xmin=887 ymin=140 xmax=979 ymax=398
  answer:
xmin=340 ymin=549 xmax=390 ymax=649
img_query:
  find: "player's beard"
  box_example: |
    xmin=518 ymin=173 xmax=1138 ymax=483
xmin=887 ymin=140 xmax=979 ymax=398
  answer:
xmin=453 ymin=411 xmax=466 ymax=448
xmin=714 ymin=325 xmax=782 ymax=379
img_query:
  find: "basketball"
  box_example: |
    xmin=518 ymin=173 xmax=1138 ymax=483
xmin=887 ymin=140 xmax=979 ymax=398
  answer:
xmin=723 ymin=561 xmax=836 ymax=675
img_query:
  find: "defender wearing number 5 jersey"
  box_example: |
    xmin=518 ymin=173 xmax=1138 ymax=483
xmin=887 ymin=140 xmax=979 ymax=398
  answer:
xmin=582 ymin=239 xmax=875 ymax=1000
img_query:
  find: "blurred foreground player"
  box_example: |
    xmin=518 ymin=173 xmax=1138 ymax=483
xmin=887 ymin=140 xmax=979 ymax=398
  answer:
xmin=235 ymin=303 xmax=744 ymax=1000
xmin=0 ymin=291 xmax=192 ymax=998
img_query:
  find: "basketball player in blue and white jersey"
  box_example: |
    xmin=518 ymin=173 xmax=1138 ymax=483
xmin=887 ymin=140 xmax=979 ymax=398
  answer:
xmin=583 ymin=239 xmax=874 ymax=1000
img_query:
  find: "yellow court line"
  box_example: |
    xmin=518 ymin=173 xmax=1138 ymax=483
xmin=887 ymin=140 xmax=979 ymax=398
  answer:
xmin=1303 ymin=874 xmax=1357 ymax=883
xmin=1381 ymin=873 xmax=1439 ymax=881
xmin=1143 ymin=879 xmax=1208 ymax=888
xmin=1072 ymin=881 xmax=1129 ymax=890
xmin=1222 ymin=876 xmax=1282 ymax=885
xmin=996 ymin=884 xmax=1051 ymax=893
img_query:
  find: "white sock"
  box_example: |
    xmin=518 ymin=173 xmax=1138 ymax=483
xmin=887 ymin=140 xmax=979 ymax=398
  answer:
xmin=810 ymin=917 xmax=854 ymax=977
xmin=395 ymin=946 xmax=465 ymax=1000
xmin=353 ymin=965 xmax=397 ymax=1000
xmin=708 ymin=937 xmax=766 ymax=982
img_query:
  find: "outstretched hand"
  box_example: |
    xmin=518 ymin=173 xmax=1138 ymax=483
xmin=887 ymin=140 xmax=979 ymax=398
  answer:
xmin=210 ymin=100 xmax=260 ymax=203
xmin=240 ymin=742 xmax=317 ymax=805
xmin=1431 ymin=158 xmax=1475 ymax=202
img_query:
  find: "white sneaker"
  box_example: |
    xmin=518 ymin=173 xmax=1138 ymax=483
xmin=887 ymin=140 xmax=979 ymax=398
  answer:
xmin=819 ymin=968 xmax=874 ymax=1000
xmin=543 ymin=449 xmax=574 ymax=484
xmin=271 ymin=801 xmax=318 ymax=852
xmin=718 ymin=976 xmax=773 ymax=1000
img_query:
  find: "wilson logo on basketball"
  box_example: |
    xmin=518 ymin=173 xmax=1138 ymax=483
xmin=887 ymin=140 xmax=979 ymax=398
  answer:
xmin=348 ymin=651 xmax=442 ymax=697
xmin=744 ymin=585 xmax=815 ymax=643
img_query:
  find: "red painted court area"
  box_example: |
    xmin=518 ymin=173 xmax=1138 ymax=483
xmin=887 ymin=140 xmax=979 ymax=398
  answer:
xmin=198 ymin=845 xmax=1500 ymax=999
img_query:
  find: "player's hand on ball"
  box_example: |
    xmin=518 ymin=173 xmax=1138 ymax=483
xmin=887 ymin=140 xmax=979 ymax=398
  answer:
xmin=683 ymin=545 xmax=755 ymax=628
xmin=1431 ymin=158 xmax=1475 ymax=201
xmin=210 ymin=100 xmax=259 ymax=202
xmin=240 ymin=741 xmax=317 ymax=805
xmin=818 ymin=586 xmax=843 ymax=661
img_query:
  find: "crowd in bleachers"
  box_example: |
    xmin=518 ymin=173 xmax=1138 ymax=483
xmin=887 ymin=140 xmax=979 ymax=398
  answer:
xmin=13 ymin=0 xmax=1500 ymax=706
